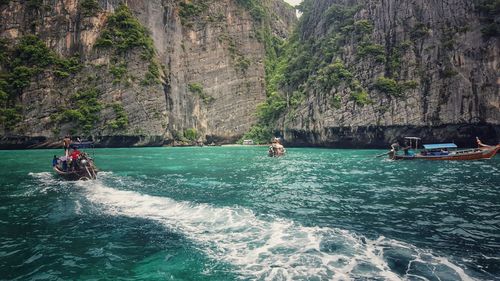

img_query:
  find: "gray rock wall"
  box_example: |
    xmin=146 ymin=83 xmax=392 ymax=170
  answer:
xmin=280 ymin=0 xmax=500 ymax=147
xmin=0 ymin=0 xmax=296 ymax=147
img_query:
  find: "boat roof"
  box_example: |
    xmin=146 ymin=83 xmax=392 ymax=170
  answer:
xmin=71 ymin=141 xmax=94 ymax=149
xmin=423 ymin=143 xmax=457 ymax=149
xmin=404 ymin=137 xmax=421 ymax=140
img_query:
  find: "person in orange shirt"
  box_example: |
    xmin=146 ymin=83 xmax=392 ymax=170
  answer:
xmin=63 ymin=135 xmax=71 ymax=157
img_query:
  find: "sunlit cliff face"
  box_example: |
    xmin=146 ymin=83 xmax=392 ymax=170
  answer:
xmin=278 ymin=0 xmax=499 ymax=146
xmin=0 ymin=0 xmax=296 ymax=145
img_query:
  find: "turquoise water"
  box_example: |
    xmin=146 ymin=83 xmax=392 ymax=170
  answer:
xmin=0 ymin=146 xmax=499 ymax=280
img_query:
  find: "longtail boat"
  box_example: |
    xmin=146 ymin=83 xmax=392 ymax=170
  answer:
xmin=53 ymin=141 xmax=98 ymax=180
xmin=268 ymin=137 xmax=286 ymax=157
xmin=388 ymin=137 xmax=500 ymax=161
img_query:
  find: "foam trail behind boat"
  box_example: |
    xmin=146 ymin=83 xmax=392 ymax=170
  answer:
xmin=75 ymin=178 xmax=474 ymax=281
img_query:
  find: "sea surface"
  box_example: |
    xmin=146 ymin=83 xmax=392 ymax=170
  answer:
xmin=0 ymin=146 xmax=499 ymax=280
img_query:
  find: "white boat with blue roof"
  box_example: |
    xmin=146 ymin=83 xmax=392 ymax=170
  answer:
xmin=388 ymin=137 xmax=499 ymax=160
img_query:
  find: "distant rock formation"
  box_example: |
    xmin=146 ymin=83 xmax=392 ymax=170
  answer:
xmin=0 ymin=0 xmax=296 ymax=148
xmin=270 ymin=0 xmax=499 ymax=147
xmin=1 ymin=0 xmax=498 ymax=149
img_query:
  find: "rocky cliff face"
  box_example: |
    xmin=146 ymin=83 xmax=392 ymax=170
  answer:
xmin=0 ymin=0 xmax=296 ymax=148
xmin=2 ymin=0 xmax=497 ymax=149
xmin=274 ymin=0 xmax=499 ymax=147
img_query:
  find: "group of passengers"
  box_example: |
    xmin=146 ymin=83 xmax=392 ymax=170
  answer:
xmin=390 ymin=141 xmax=413 ymax=156
xmin=391 ymin=140 xmax=451 ymax=156
xmin=269 ymin=137 xmax=286 ymax=157
xmin=52 ymin=135 xmax=83 ymax=172
xmin=390 ymin=137 xmax=490 ymax=157
xmin=420 ymin=148 xmax=449 ymax=156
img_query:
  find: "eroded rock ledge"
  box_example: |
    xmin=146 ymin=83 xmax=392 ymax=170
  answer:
xmin=284 ymin=124 xmax=500 ymax=148
xmin=2 ymin=123 xmax=498 ymax=149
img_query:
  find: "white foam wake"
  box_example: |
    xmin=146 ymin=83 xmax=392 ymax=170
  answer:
xmin=26 ymin=172 xmax=72 ymax=195
xmin=75 ymin=179 xmax=474 ymax=281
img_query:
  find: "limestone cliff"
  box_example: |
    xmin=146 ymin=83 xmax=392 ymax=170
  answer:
xmin=0 ymin=0 xmax=296 ymax=148
xmin=270 ymin=0 xmax=499 ymax=147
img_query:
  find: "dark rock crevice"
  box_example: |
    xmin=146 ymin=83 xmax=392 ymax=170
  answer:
xmin=284 ymin=123 xmax=500 ymax=149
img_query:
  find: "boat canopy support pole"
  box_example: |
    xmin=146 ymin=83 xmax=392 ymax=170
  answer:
xmin=84 ymin=164 xmax=96 ymax=180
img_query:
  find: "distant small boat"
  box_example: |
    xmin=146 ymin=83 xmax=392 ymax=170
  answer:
xmin=243 ymin=139 xmax=254 ymax=145
xmin=268 ymin=137 xmax=286 ymax=157
xmin=388 ymin=137 xmax=500 ymax=160
xmin=53 ymin=141 xmax=98 ymax=180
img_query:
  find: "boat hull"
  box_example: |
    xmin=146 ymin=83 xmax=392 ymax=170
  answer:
xmin=391 ymin=145 xmax=500 ymax=161
xmin=53 ymin=165 xmax=98 ymax=180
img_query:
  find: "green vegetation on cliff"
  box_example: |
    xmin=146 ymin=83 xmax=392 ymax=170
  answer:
xmin=476 ymin=0 xmax=500 ymax=37
xmin=257 ymin=1 xmax=369 ymax=115
xmin=107 ymin=103 xmax=128 ymax=130
xmin=172 ymin=128 xmax=199 ymax=143
xmin=239 ymin=0 xmax=289 ymax=143
xmin=51 ymin=87 xmax=129 ymax=134
xmin=109 ymin=62 xmax=127 ymax=84
xmin=188 ymin=83 xmax=214 ymax=104
xmin=95 ymin=4 xmax=154 ymax=57
xmin=241 ymin=0 xmax=456 ymax=143
xmin=54 ymin=88 xmax=103 ymax=135
xmin=235 ymin=0 xmax=266 ymax=22
xmin=374 ymin=77 xmax=418 ymax=97
xmin=245 ymin=0 xmax=429 ymax=141
xmin=80 ymin=0 xmax=99 ymax=17
xmin=184 ymin=128 xmax=198 ymax=141
xmin=95 ymin=4 xmax=160 ymax=86
xmin=0 ymin=35 xmax=81 ymax=131
xmin=179 ymin=1 xmax=208 ymax=25
xmin=10 ymin=35 xmax=80 ymax=86
xmin=240 ymin=124 xmax=273 ymax=144
xmin=316 ymin=59 xmax=353 ymax=90
xmin=141 ymin=62 xmax=161 ymax=86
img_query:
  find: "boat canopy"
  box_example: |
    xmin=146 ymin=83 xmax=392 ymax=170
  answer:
xmin=404 ymin=137 xmax=421 ymax=140
xmin=423 ymin=143 xmax=457 ymax=150
xmin=71 ymin=141 xmax=94 ymax=149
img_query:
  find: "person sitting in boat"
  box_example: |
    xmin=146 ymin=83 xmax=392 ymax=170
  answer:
xmin=391 ymin=142 xmax=400 ymax=152
xmin=389 ymin=141 xmax=400 ymax=157
xmin=269 ymin=138 xmax=277 ymax=156
xmin=278 ymin=141 xmax=286 ymax=155
xmin=269 ymin=137 xmax=286 ymax=156
xmin=60 ymin=156 xmax=68 ymax=172
xmin=70 ymin=147 xmax=81 ymax=170
xmin=268 ymin=145 xmax=274 ymax=157
xmin=52 ymin=155 xmax=58 ymax=167
xmin=403 ymin=141 xmax=410 ymax=155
